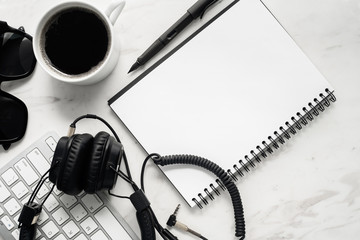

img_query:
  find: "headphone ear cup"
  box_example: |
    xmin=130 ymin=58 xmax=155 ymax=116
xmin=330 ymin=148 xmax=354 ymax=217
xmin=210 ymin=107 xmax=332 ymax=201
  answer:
xmin=85 ymin=131 xmax=123 ymax=193
xmin=56 ymin=133 xmax=93 ymax=195
xmin=49 ymin=136 xmax=69 ymax=184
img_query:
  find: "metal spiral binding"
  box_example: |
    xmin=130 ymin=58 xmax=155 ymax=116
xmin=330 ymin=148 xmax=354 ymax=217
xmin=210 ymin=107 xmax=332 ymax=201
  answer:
xmin=192 ymin=88 xmax=336 ymax=208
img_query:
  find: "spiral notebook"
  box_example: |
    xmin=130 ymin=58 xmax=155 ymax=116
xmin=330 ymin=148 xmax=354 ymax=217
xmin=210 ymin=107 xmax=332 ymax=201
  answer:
xmin=108 ymin=0 xmax=336 ymax=208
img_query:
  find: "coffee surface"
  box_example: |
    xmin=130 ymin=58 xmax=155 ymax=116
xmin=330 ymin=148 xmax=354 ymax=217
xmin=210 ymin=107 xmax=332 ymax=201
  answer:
xmin=44 ymin=9 xmax=109 ymax=75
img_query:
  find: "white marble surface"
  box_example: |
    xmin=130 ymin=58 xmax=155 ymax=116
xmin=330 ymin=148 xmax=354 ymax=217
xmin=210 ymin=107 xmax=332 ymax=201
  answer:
xmin=1 ymin=0 xmax=360 ymax=239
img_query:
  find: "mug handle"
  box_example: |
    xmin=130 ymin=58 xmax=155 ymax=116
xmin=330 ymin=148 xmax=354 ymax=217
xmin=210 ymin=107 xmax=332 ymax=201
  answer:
xmin=105 ymin=0 xmax=126 ymax=25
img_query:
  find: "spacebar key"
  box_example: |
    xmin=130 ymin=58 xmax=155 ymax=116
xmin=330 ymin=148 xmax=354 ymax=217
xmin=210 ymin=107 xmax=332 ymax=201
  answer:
xmin=94 ymin=207 xmax=133 ymax=240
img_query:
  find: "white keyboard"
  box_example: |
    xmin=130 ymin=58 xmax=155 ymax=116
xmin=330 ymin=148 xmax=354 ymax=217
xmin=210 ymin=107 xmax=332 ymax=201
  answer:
xmin=0 ymin=132 xmax=139 ymax=240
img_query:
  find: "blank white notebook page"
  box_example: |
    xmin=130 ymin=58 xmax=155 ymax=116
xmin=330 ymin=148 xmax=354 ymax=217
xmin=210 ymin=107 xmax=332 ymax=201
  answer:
xmin=110 ymin=0 xmax=333 ymax=207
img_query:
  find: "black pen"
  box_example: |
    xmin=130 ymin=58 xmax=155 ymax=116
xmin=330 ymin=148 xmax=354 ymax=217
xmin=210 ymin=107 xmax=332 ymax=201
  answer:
xmin=128 ymin=0 xmax=218 ymax=73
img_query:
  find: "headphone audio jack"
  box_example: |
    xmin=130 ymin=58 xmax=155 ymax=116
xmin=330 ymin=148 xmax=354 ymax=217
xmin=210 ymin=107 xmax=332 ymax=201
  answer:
xmin=166 ymin=204 xmax=208 ymax=240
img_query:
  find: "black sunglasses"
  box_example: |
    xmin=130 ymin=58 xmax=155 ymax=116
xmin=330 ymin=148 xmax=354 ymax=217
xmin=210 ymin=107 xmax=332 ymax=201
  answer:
xmin=0 ymin=21 xmax=36 ymax=150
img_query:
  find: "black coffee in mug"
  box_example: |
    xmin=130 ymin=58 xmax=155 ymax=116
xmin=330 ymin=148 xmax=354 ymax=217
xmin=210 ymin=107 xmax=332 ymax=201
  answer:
xmin=43 ymin=8 xmax=110 ymax=75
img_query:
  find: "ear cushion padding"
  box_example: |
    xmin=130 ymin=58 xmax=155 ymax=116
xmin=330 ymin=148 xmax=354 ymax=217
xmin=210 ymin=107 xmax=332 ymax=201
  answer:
xmin=49 ymin=136 xmax=70 ymax=184
xmin=84 ymin=131 xmax=111 ymax=193
xmin=101 ymin=137 xmax=123 ymax=190
xmin=57 ymin=133 xmax=93 ymax=195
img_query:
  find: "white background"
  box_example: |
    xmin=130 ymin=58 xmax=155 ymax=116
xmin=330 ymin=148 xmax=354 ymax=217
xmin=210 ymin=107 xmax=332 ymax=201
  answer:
xmin=1 ymin=0 xmax=360 ymax=239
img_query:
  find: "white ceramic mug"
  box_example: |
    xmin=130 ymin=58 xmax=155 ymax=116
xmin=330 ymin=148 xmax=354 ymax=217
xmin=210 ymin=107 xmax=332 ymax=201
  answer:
xmin=33 ymin=0 xmax=125 ymax=85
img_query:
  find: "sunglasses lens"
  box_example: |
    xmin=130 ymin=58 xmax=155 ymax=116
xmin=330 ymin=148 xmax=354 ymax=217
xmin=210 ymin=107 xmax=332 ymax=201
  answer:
xmin=0 ymin=92 xmax=27 ymax=148
xmin=0 ymin=32 xmax=35 ymax=77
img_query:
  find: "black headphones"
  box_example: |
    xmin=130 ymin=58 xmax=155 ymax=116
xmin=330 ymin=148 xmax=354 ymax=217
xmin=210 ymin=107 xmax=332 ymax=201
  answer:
xmin=18 ymin=114 xmax=246 ymax=240
xmin=49 ymin=130 xmax=121 ymax=195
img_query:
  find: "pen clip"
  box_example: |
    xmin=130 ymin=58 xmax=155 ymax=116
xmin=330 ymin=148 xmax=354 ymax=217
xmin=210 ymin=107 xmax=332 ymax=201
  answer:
xmin=200 ymin=0 xmax=219 ymax=19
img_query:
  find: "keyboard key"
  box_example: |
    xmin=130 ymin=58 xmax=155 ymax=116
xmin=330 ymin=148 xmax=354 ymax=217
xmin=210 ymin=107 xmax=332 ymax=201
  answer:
xmin=13 ymin=213 xmax=20 ymax=223
xmin=11 ymin=228 xmax=20 ymax=239
xmin=14 ymin=158 xmax=39 ymax=185
xmin=54 ymin=234 xmax=67 ymax=240
xmin=81 ymin=194 xmax=103 ymax=213
xmin=27 ymin=148 xmax=50 ymax=175
xmin=1 ymin=215 xmax=14 ymax=230
xmin=80 ymin=217 xmax=97 ymax=234
xmin=32 ymin=184 xmax=49 ymax=199
xmin=53 ymin=186 xmax=62 ymax=195
xmin=95 ymin=207 xmax=133 ymax=240
xmin=0 ymin=180 xmax=11 ymax=202
xmin=37 ymin=210 xmax=49 ymax=225
xmin=43 ymin=194 xmax=59 ymax=212
xmin=21 ymin=194 xmax=38 ymax=205
xmin=35 ymin=229 xmax=42 ymax=239
xmin=77 ymin=190 xmax=85 ymax=197
xmin=11 ymin=181 xmax=28 ymax=199
xmin=53 ymin=207 xmax=69 ymax=225
xmin=1 ymin=168 xmax=18 ymax=186
xmin=63 ymin=220 xmax=80 ymax=238
xmin=0 ymin=207 xmax=4 ymax=215
xmin=74 ymin=233 xmax=88 ymax=240
xmin=4 ymin=198 xmax=21 ymax=216
xmin=41 ymin=220 xmax=59 ymax=238
xmin=60 ymin=194 xmax=77 ymax=208
xmin=45 ymin=136 xmax=57 ymax=152
xmin=70 ymin=203 xmax=87 ymax=221
xmin=91 ymin=230 xmax=107 ymax=240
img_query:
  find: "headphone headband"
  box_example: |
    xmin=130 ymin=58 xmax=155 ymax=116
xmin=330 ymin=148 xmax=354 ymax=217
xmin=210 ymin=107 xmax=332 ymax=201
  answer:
xmin=67 ymin=114 xmax=121 ymax=142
